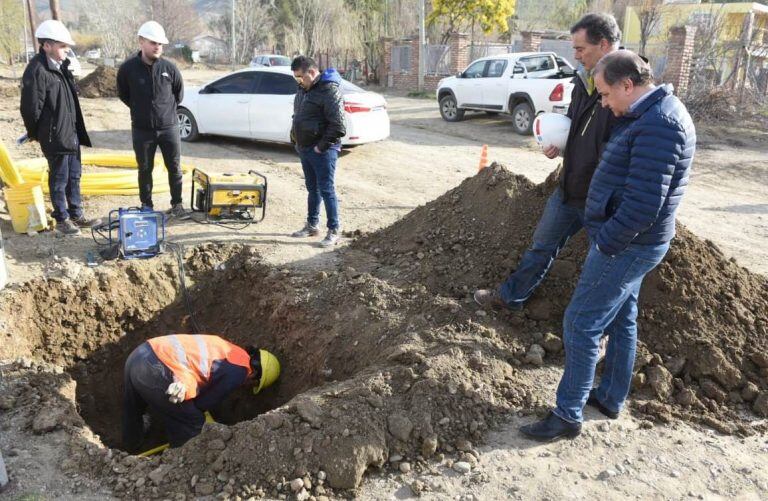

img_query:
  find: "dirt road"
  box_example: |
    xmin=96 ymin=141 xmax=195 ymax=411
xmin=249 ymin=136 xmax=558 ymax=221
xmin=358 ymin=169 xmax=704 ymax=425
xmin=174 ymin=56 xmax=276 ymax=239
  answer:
xmin=1 ymin=71 xmax=765 ymax=284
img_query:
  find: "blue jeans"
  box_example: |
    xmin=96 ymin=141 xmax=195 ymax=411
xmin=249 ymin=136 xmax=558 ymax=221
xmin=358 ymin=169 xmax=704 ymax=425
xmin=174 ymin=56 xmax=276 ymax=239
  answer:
xmin=553 ymin=241 xmax=670 ymax=423
xmin=297 ymin=145 xmax=339 ymax=230
xmin=46 ymin=145 xmax=82 ymax=223
xmin=499 ymin=189 xmax=584 ymax=307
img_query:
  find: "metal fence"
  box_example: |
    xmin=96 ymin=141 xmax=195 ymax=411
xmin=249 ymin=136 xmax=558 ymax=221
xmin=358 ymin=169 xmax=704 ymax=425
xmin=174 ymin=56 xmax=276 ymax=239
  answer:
xmin=425 ymin=44 xmax=451 ymax=75
xmin=391 ymin=45 xmax=411 ymax=73
xmin=469 ymin=43 xmax=514 ymax=61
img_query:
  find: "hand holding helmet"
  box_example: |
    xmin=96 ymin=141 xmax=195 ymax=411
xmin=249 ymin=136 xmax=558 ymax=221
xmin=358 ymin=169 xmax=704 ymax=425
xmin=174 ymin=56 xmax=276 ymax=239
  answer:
xmin=533 ymin=113 xmax=571 ymax=157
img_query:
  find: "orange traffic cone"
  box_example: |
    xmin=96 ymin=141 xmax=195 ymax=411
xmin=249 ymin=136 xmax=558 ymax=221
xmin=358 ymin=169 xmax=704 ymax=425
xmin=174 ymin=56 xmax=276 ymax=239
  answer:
xmin=478 ymin=144 xmax=489 ymax=171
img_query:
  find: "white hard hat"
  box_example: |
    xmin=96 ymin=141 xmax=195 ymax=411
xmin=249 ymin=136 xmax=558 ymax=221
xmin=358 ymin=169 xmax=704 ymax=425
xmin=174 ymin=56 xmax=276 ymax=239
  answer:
xmin=533 ymin=113 xmax=571 ymax=151
xmin=138 ymin=21 xmax=169 ymax=45
xmin=35 ymin=20 xmax=76 ymax=46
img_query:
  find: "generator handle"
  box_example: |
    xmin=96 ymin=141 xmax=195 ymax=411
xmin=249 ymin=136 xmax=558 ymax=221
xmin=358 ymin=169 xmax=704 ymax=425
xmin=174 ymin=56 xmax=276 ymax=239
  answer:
xmin=248 ymin=169 xmax=268 ymax=223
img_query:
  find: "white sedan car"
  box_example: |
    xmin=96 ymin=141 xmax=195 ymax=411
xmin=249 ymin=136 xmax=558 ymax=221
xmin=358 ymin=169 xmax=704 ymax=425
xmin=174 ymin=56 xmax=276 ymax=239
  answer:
xmin=177 ymin=67 xmax=390 ymax=146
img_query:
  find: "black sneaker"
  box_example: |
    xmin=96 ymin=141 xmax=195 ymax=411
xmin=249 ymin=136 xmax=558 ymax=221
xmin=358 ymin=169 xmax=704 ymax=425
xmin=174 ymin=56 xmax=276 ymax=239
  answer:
xmin=56 ymin=219 xmax=81 ymax=236
xmin=166 ymin=203 xmax=189 ymax=219
xmin=520 ymin=411 xmax=581 ymax=442
xmin=291 ymin=223 xmax=321 ymax=238
xmin=587 ymin=389 xmax=619 ymax=419
xmin=71 ymin=215 xmax=102 ymax=228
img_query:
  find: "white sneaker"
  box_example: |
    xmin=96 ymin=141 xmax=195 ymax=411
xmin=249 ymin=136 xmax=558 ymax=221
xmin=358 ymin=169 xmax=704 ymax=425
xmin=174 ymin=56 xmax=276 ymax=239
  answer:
xmin=319 ymin=229 xmax=340 ymax=247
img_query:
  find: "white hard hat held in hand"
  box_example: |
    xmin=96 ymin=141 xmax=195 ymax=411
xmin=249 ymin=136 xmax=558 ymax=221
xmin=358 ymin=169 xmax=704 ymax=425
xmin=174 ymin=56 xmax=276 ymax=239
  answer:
xmin=138 ymin=21 xmax=169 ymax=45
xmin=533 ymin=113 xmax=571 ymax=152
xmin=35 ymin=20 xmax=76 ymax=46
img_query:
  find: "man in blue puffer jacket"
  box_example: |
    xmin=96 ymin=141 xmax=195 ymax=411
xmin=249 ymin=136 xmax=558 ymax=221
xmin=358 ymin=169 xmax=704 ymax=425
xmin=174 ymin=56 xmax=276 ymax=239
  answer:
xmin=521 ymin=50 xmax=696 ymax=441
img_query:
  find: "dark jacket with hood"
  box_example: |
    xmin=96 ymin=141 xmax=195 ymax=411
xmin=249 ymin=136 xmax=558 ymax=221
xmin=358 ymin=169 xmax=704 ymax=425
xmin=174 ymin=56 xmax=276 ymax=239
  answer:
xmin=117 ymin=52 xmax=184 ymax=130
xmin=584 ymin=84 xmax=695 ymax=256
xmin=20 ymin=49 xmax=91 ymax=157
xmin=292 ymin=68 xmax=346 ymax=152
xmin=560 ymin=68 xmax=616 ymax=208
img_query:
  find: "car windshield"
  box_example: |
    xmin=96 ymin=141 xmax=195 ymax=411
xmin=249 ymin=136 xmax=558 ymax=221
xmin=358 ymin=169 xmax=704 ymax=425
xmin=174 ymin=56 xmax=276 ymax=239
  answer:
xmin=340 ymin=80 xmax=364 ymax=93
xmin=269 ymin=56 xmax=291 ymax=66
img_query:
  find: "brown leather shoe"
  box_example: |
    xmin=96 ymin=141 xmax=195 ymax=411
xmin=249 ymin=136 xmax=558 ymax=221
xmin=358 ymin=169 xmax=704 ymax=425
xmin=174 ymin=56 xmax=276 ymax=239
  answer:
xmin=473 ymin=289 xmax=508 ymax=310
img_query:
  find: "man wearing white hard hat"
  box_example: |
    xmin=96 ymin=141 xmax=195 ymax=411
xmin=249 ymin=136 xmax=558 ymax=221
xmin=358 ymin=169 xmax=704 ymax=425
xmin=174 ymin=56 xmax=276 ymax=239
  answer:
xmin=20 ymin=20 xmax=100 ymax=236
xmin=474 ymin=13 xmax=620 ymax=312
xmin=117 ymin=21 xmax=185 ymax=217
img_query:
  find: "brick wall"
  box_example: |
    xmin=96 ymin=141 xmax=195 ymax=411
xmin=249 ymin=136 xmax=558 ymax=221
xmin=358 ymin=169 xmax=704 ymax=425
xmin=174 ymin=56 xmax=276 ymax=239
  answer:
xmin=380 ymin=32 xmax=469 ymax=92
xmin=521 ymin=31 xmax=543 ymax=52
xmin=663 ymin=25 xmax=697 ymax=97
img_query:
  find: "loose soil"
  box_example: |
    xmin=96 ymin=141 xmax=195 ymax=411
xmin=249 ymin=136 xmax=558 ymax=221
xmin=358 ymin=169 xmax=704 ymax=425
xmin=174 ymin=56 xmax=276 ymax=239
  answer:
xmin=352 ymin=164 xmax=768 ymax=432
xmin=1 ymin=164 xmax=766 ymax=500
xmin=78 ymin=65 xmax=119 ymax=98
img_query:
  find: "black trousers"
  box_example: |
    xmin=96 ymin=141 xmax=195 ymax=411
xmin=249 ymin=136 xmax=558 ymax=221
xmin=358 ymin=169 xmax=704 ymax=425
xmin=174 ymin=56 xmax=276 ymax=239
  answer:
xmin=131 ymin=126 xmax=183 ymax=209
xmin=122 ymin=342 xmax=204 ymax=452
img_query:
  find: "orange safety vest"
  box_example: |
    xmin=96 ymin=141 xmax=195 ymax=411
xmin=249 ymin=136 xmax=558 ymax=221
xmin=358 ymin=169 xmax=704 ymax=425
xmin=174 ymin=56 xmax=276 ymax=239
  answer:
xmin=147 ymin=334 xmax=252 ymax=401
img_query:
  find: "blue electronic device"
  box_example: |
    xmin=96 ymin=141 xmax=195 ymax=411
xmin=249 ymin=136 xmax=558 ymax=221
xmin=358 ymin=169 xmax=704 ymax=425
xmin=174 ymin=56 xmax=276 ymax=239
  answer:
xmin=107 ymin=208 xmax=165 ymax=259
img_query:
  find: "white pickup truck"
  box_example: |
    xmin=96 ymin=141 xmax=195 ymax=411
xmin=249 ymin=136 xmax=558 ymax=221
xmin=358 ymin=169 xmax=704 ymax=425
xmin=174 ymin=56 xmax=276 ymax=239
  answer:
xmin=436 ymin=52 xmax=576 ymax=135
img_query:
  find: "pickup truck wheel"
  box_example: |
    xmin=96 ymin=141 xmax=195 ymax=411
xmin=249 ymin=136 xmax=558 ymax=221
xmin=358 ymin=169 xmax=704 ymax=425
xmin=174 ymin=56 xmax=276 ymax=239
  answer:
xmin=511 ymin=102 xmax=534 ymax=135
xmin=439 ymin=95 xmax=465 ymax=122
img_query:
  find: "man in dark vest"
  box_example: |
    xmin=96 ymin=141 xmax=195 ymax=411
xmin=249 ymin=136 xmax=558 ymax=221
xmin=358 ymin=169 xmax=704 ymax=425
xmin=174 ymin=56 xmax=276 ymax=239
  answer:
xmin=474 ymin=13 xmax=621 ymax=311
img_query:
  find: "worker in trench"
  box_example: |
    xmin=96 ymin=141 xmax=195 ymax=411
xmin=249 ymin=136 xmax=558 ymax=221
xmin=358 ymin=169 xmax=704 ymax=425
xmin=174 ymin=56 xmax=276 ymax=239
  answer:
xmin=122 ymin=334 xmax=280 ymax=452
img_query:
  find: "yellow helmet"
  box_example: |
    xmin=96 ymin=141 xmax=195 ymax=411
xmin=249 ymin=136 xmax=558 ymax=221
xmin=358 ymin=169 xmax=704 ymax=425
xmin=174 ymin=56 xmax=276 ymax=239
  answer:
xmin=253 ymin=349 xmax=280 ymax=394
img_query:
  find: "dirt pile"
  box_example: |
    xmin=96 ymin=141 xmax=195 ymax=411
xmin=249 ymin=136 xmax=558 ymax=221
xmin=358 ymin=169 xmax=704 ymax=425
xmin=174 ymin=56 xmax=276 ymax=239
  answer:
xmin=353 ymin=163 xmax=768 ymax=431
xmin=79 ymin=66 xmax=118 ymax=98
xmin=0 ymin=243 xmax=534 ymax=498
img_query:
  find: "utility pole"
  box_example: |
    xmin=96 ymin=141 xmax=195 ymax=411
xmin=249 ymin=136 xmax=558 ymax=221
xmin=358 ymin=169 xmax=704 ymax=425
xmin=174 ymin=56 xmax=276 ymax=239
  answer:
xmin=26 ymin=0 xmax=37 ymax=47
xmin=231 ymin=0 xmax=236 ymax=70
xmin=418 ymin=0 xmax=425 ymax=91
xmin=49 ymin=0 xmax=61 ymax=20
xmin=21 ymin=0 xmax=30 ymax=63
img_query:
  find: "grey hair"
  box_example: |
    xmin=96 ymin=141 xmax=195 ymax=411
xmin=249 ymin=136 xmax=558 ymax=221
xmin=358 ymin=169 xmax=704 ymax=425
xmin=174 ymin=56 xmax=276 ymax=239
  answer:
xmin=571 ymin=12 xmax=622 ymax=47
xmin=594 ymin=50 xmax=653 ymax=86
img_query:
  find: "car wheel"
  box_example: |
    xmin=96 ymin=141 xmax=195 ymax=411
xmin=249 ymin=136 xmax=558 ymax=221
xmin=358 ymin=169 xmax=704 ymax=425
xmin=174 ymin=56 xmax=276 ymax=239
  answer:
xmin=177 ymin=108 xmax=199 ymax=142
xmin=511 ymin=102 xmax=534 ymax=135
xmin=439 ymin=94 xmax=465 ymax=122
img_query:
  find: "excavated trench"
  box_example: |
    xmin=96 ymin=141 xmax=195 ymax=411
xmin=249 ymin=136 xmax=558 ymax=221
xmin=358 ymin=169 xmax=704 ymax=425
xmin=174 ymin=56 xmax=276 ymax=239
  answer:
xmin=2 ymin=244 xmax=329 ymax=451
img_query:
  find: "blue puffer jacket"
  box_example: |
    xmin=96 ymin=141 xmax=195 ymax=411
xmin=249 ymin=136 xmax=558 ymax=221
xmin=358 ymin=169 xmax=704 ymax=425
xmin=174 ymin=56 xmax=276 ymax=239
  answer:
xmin=584 ymin=84 xmax=696 ymax=256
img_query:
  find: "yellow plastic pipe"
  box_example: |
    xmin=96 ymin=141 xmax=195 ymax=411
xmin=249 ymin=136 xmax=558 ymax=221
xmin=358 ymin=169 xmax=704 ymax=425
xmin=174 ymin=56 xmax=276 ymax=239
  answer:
xmin=1 ymin=142 xmax=192 ymax=196
xmin=0 ymin=143 xmax=24 ymax=187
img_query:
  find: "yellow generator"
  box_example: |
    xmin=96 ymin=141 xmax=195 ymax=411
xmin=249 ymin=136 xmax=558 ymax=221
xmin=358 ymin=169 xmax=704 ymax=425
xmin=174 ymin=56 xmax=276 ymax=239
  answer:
xmin=190 ymin=168 xmax=267 ymax=224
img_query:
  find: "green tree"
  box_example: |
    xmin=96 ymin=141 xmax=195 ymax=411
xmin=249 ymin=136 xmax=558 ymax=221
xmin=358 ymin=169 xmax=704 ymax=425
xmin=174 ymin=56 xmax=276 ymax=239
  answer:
xmin=428 ymin=0 xmax=517 ymax=44
xmin=0 ymin=0 xmax=25 ymax=64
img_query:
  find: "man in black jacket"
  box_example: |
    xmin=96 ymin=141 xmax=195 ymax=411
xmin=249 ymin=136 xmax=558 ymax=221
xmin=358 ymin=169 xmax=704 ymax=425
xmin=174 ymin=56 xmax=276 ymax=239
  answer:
xmin=20 ymin=20 xmax=98 ymax=236
xmin=290 ymin=56 xmax=346 ymax=247
xmin=474 ymin=13 xmax=620 ymax=311
xmin=117 ymin=21 xmax=185 ymax=217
